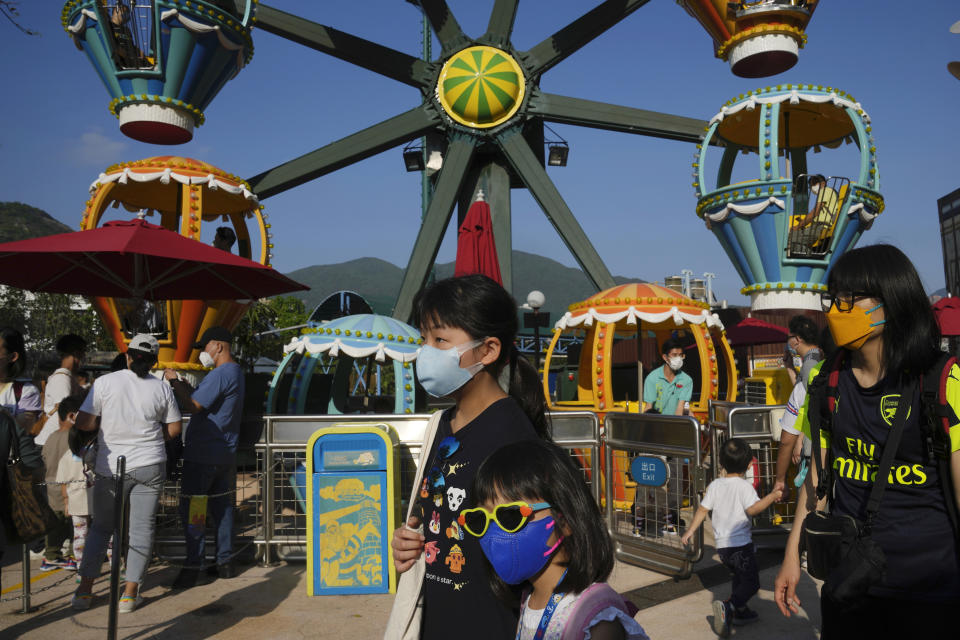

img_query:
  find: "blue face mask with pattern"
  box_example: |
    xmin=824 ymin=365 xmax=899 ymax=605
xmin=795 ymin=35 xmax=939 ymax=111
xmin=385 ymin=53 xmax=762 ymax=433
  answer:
xmin=479 ymin=516 xmax=563 ymax=585
xmin=416 ymin=339 xmax=484 ymax=398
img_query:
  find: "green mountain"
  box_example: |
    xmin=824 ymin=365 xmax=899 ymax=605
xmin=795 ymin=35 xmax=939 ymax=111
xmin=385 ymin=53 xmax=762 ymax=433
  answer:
xmin=0 ymin=202 xmax=73 ymax=243
xmin=286 ymin=251 xmax=642 ymax=322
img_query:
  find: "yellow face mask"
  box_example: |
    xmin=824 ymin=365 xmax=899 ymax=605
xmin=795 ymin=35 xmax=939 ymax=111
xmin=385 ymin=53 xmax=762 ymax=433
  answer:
xmin=826 ymin=303 xmax=885 ymax=350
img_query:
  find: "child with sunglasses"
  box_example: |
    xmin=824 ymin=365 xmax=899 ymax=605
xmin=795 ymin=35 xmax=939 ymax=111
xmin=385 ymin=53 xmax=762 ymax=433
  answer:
xmin=463 ymin=439 xmax=648 ymax=640
xmin=387 ymin=275 xmax=549 ymax=640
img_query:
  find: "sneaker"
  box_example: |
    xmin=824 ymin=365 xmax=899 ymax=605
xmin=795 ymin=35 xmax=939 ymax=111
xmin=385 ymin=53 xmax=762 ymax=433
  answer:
xmin=661 ymin=523 xmax=679 ymax=535
xmin=71 ymin=592 xmax=93 ymax=611
xmin=118 ymin=594 xmax=143 ymax=613
xmin=711 ymin=599 xmax=731 ymax=637
xmin=42 ymin=556 xmax=77 ymax=569
xmin=731 ymin=605 xmax=759 ymax=626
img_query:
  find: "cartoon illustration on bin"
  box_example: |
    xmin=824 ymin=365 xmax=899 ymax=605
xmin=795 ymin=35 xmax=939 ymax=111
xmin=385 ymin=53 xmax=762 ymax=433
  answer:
xmin=316 ymin=478 xmax=383 ymax=589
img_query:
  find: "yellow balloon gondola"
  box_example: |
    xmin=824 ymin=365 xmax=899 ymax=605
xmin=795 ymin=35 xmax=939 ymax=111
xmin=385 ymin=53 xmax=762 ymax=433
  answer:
xmin=82 ymin=155 xmax=271 ymax=371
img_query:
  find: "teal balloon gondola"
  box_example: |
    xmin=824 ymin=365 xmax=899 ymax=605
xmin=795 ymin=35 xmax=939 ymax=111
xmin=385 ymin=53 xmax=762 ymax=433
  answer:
xmin=694 ymin=84 xmax=885 ymax=311
xmin=63 ymin=0 xmax=254 ymax=144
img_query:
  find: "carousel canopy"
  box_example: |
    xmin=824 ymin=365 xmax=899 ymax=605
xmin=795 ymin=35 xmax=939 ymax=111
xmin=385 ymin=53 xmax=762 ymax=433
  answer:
xmin=554 ymin=283 xmax=723 ymax=331
xmin=284 ymin=314 xmax=422 ymax=363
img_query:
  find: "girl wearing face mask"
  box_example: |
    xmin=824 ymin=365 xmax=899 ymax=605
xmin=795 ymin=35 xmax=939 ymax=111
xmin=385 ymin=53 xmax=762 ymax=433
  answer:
xmin=387 ymin=275 xmax=549 ymax=640
xmin=462 ymin=440 xmax=648 ymax=640
xmin=774 ymin=244 xmax=960 ymax=635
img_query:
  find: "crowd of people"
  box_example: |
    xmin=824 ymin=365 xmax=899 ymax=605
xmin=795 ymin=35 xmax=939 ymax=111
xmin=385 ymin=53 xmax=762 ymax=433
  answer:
xmin=2 ymin=243 xmax=959 ymax=637
xmin=0 ymin=324 xmax=245 ymax=615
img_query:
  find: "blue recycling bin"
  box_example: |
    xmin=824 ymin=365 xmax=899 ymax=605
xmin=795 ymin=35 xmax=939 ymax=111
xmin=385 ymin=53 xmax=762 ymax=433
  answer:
xmin=306 ymin=425 xmax=398 ymax=595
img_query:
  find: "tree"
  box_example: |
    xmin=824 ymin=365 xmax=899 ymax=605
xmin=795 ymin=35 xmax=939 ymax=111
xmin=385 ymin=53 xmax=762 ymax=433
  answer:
xmin=233 ymin=296 xmax=309 ymax=369
xmin=0 ymin=1 xmax=38 ymax=36
xmin=0 ymin=287 xmax=112 ymax=377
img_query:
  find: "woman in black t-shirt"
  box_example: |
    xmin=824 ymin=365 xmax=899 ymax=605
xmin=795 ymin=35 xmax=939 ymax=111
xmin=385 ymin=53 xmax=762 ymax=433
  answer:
xmin=774 ymin=244 xmax=960 ymax=635
xmin=388 ymin=275 xmax=549 ymax=639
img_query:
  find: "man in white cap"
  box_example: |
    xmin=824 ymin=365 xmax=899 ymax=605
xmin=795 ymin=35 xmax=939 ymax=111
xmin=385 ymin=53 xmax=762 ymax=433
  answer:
xmin=164 ymin=326 xmax=244 ymax=588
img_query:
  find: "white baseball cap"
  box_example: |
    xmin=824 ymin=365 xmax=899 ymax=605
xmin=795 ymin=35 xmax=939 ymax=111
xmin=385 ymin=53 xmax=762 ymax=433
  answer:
xmin=128 ymin=334 xmax=159 ymax=355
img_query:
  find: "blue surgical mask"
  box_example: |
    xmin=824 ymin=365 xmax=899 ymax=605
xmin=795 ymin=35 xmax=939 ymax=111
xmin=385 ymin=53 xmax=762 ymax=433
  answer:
xmin=416 ymin=339 xmax=484 ymax=398
xmin=478 ymin=516 xmax=563 ymax=585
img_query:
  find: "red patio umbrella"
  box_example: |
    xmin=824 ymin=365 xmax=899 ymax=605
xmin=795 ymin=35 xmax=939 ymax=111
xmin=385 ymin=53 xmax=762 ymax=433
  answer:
xmin=725 ymin=316 xmax=790 ymax=346
xmin=933 ymin=296 xmax=960 ymax=336
xmin=0 ymin=217 xmax=308 ymax=300
xmin=454 ymin=191 xmax=502 ymax=285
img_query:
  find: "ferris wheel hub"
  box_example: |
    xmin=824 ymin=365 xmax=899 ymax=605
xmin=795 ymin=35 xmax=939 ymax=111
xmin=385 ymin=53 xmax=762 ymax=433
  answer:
xmin=436 ymin=45 xmax=526 ymax=129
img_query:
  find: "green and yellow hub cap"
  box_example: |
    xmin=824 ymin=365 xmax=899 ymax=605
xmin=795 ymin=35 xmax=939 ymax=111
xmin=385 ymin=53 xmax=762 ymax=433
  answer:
xmin=436 ymin=45 xmax=525 ymax=129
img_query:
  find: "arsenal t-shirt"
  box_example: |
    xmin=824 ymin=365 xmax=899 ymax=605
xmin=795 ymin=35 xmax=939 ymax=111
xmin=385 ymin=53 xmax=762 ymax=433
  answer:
xmin=802 ymin=361 xmax=960 ymax=600
xmin=418 ymin=397 xmax=538 ymax=639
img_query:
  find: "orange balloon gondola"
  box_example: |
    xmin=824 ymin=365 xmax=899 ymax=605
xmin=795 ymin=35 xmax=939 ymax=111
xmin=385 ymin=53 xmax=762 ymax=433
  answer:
xmin=81 ymin=156 xmax=275 ymax=371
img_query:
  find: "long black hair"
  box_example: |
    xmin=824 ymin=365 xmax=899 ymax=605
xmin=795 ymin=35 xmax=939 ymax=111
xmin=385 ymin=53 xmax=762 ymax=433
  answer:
xmin=127 ymin=348 xmax=158 ymax=378
xmin=471 ymin=439 xmax=614 ymax=602
xmin=412 ymin=274 xmax=548 ymax=439
xmin=0 ymin=326 xmax=27 ymax=378
xmin=827 ymin=244 xmax=940 ymax=380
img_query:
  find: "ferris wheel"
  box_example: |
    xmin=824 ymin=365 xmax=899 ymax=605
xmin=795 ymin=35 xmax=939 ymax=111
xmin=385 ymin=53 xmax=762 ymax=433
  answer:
xmin=65 ymin=0 xmax=825 ymax=319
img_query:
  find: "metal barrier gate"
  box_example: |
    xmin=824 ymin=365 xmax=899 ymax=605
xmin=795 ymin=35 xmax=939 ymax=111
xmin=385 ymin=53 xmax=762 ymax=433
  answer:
xmin=254 ymin=411 xmax=602 ymax=565
xmin=604 ymin=413 xmax=704 ymax=578
xmin=708 ymin=401 xmax=796 ymax=536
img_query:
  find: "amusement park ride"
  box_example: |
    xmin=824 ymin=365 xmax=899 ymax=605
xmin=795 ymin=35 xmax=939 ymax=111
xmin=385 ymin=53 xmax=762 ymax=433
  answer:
xmin=58 ymin=0 xmax=881 ymax=416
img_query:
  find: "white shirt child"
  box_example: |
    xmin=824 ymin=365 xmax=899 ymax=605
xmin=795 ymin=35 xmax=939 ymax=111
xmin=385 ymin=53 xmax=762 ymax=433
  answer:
xmin=699 ymin=476 xmax=760 ymax=549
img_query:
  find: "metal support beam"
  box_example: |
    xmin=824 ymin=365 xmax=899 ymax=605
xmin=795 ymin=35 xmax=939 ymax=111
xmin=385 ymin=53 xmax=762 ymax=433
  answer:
xmin=529 ymin=91 xmax=707 ymax=143
xmin=248 ymin=107 xmax=440 ymax=199
xmin=393 ymin=136 xmax=477 ymax=321
xmin=458 ymin=159 xmax=513 ymax=292
xmin=482 ymin=0 xmax=520 ymax=48
xmin=497 ymin=129 xmax=615 ymax=291
xmin=522 ymin=0 xmax=652 ymax=76
xmin=419 ymin=0 xmax=470 ymax=55
xmin=255 ymin=4 xmax=433 ymax=87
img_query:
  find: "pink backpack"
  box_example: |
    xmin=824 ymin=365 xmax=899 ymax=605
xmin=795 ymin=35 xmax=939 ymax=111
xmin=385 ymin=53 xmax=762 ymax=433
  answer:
xmin=560 ymin=583 xmax=639 ymax=640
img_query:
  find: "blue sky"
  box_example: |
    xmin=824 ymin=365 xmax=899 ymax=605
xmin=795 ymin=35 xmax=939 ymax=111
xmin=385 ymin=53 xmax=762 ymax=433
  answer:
xmin=1 ymin=1 xmax=958 ymax=305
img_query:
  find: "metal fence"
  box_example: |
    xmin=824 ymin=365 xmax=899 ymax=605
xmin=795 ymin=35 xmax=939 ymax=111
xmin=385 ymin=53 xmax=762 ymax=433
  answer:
xmin=708 ymin=401 xmax=796 ymax=536
xmin=6 ymin=402 xmax=799 ymax=609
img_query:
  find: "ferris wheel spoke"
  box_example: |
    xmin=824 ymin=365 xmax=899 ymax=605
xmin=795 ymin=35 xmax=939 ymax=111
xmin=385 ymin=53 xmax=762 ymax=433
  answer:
xmin=529 ymin=91 xmax=706 ymax=143
xmin=256 ymin=4 xmax=433 ymax=87
xmin=419 ymin=0 xmax=470 ymax=55
xmin=482 ymin=0 xmax=520 ymax=47
xmin=247 ymin=107 xmax=441 ymax=199
xmin=392 ymin=136 xmax=477 ymax=321
xmin=522 ymin=0 xmax=652 ymax=77
xmin=496 ymin=129 xmax=615 ymax=291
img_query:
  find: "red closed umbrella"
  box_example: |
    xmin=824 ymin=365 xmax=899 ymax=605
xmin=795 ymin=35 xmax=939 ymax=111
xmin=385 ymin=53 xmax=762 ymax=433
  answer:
xmin=933 ymin=296 xmax=960 ymax=336
xmin=0 ymin=217 xmax=307 ymax=300
xmin=725 ymin=316 xmax=790 ymax=346
xmin=454 ymin=192 xmax=502 ymax=285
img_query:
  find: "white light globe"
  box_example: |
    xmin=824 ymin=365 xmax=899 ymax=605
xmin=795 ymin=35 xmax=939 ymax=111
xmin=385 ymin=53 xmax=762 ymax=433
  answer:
xmin=526 ymin=290 xmax=545 ymax=310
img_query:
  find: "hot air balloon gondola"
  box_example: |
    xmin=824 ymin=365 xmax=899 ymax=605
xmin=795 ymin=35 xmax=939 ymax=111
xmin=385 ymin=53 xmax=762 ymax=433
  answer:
xmin=62 ymin=0 xmax=255 ymax=144
xmin=271 ymin=314 xmax=422 ymax=416
xmin=82 ymin=155 xmax=274 ymax=372
xmin=694 ymin=84 xmax=884 ymax=311
xmin=677 ymin=0 xmax=819 ymax=78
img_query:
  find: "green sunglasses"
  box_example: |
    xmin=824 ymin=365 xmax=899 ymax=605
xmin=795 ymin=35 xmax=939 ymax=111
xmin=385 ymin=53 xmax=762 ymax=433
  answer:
xmin=457 ymin=501 xmax=551 ymax=537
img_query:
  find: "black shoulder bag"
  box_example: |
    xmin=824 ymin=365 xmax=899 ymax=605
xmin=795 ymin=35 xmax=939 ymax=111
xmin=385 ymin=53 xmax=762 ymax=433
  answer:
xmin=800 ymin=376 xmax=917 ymax=606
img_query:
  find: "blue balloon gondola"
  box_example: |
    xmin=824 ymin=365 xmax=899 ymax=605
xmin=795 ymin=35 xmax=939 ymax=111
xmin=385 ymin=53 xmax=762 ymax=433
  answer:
xmin=62 ymin=0 xmax=254 ymax=144
xmin=694 ymin=84 xmax=884 ymax=311
xmin=270 ymin=314 xmax=423 ymax=416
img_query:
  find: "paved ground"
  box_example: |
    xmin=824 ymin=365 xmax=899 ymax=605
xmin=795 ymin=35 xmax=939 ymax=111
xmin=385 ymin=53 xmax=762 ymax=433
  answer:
xmin=1 ymin=539 xmax=823 ymax=640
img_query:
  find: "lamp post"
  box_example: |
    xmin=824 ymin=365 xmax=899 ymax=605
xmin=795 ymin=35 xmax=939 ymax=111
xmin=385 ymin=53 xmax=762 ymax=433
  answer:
xmin=525 ymin=290 xmax=547 ymax=372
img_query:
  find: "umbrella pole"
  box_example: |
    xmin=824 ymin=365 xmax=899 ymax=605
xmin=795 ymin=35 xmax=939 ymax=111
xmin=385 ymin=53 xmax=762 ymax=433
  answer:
xmin=636 ymin=320 xmax=643 ymax=411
